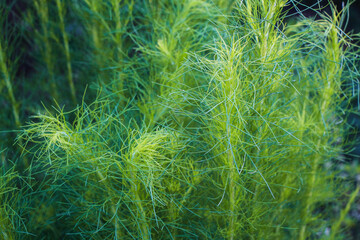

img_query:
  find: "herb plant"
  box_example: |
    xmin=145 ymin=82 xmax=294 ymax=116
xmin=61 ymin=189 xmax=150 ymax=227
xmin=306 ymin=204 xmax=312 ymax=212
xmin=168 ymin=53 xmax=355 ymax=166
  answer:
xmin=1 ymin=0 xmax=359 ymax=239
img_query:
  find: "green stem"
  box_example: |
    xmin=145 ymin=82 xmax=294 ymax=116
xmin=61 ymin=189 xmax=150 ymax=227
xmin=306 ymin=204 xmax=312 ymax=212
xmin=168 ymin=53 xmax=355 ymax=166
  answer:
xmin=36 ymin=0 xmax=59 ymax=101
xmin=226 ymin=109 xmax=236 ymax=240
xmin=130 ymin=164 xmax=150 ymax=240
xmin=56 ymin=0 xmax=76 ymax=104
xmin=134 ymin=187 xmax=150 ymax=240
xmin=0 ymin=42 xmax=20 ymax=128
xmin=299 ymin=152 xmax=320 ymax=240
xmin=95 ymin=168 xmax=123 ymax=239
xmin=228 ymin=150 xmax=236 ymax=240
xmin=329 ymin=186 xmax=360 ymax=240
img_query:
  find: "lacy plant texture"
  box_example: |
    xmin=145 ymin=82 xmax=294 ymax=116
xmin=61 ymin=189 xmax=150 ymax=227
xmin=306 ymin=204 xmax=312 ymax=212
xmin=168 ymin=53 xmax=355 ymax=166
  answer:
xmin=1 ymin=0 xmax=360 ymax=239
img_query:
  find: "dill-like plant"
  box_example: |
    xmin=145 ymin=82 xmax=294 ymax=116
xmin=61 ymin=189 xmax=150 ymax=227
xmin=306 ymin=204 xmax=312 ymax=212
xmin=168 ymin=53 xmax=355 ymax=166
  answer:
xmin=20 ymin=98 xmax=195 ymax=239
xmin=0 ymin=0 xmax=359 ymax=239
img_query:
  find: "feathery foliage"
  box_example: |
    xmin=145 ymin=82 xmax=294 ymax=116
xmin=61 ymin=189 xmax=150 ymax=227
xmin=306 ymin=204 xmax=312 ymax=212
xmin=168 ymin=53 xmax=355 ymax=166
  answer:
xmin=0 ymin=0 xmax=359 ymax=239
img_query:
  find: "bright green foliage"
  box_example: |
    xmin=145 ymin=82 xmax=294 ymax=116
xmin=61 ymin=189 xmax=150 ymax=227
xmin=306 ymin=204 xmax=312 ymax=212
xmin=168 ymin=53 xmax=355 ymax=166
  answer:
xmin=133 ymin=0 xmax=218 ymax=128
xmin=0 ymin=0 xmax=359 ymax=239
xmin=0 ymin=151 xmax=28 ymax=240
xmin=20 ymin=99 xmax=195 ymax=239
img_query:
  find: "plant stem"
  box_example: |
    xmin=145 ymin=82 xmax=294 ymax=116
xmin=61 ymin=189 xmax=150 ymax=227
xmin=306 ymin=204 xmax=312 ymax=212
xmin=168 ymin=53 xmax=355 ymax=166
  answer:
xmin=299 ymin=151 xmax=320 ymax=240
xmin=56 ymin=0 xmax=76 ymax=104
xmin=130 ymin=164 xmax=150 ymax=240
xmin=87 ymin=0 xmax=102 ymax=64
xmin=228 ymin=150 xmax=236 ymax=240
xmin=225 ymin=98 xmax=237 ymax=240
xmin=300 ymin=12 xmax=341 ymax=239
xmin=112 ymin=0 xmax=123 ymax=60
xmin=329 ymin=186 xmax=360 ymax=240
xmin=95 ymin=168 xmax=123 ymax=239
xmin=0 ymin=41 xmax=20 ymax=128
xmin=36 ymin=0 xmax=59 ymax=101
